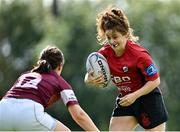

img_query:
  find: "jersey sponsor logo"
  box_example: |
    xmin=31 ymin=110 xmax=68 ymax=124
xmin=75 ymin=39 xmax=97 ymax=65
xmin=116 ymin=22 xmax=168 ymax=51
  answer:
xmin=118 ymin=86 xmax=131 ymax=92
xmin=113 ymin=76 xmax=131 ymax=83
xmin=145 ymin=64 xmax=158 ymax=76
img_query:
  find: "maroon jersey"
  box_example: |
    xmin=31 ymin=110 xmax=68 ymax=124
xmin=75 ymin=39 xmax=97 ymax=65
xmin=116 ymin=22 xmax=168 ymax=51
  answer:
xmin=99 ymin=40 xmax=159 ymax=95
xmin=4 ymin=71 xmax=78 ymax=108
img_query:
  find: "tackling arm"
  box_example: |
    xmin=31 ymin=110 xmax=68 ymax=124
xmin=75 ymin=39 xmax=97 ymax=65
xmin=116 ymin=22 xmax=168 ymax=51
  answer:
xmin=68 ymin=104 xmax=99 ymax=131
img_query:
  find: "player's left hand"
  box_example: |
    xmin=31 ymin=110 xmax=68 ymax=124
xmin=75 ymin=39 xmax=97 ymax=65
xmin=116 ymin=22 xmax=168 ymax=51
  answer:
xmin=119 ymin=93 xmax=138 ymax=107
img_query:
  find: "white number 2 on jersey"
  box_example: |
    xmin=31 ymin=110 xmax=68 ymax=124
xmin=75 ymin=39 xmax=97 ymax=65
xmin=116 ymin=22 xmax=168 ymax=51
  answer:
xmin=15 ymin=73 xmax=41 ymax=89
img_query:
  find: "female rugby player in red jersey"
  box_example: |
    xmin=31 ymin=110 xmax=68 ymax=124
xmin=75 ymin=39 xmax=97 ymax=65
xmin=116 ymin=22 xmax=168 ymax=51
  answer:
xmin=0 ymin=46 xmax=99 ymax=131
xmin=84 ymin=7 xmax=168 ymax=131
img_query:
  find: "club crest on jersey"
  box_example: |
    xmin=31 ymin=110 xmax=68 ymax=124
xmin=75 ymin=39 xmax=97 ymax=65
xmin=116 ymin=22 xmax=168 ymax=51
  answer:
xmin=146 ymin=64 xmax=158 ymax=76
xmin=122 ymin=66 xmax=128 ymax=73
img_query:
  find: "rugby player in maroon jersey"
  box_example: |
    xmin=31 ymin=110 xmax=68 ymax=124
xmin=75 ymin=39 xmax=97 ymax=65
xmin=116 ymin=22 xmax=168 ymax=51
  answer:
xmin=0 ymin=46 xmax=99 ymax=131
xmin=85 ymin=6 xmax=168 ymax=131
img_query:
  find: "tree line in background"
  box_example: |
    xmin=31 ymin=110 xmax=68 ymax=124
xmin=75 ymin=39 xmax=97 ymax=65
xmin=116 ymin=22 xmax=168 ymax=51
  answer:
xmin=0 ymin=0 xmax=180 ymax=130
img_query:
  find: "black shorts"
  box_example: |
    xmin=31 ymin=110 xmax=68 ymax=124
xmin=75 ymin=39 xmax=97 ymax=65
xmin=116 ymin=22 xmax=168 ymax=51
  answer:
xmin=112 ymin=89 xmax=168 ymax=129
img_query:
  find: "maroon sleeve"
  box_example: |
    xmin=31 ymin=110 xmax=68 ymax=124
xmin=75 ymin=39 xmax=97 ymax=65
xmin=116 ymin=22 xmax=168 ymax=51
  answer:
xmin=58 ymin=76 xmax=72 ymax=91
xmin=57 ymin=76 xmax=79 ymax=106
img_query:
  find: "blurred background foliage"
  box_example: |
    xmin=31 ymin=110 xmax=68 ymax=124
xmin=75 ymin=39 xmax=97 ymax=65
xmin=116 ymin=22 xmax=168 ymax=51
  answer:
xmin=0 ymin=0 xmax=180 ymax=130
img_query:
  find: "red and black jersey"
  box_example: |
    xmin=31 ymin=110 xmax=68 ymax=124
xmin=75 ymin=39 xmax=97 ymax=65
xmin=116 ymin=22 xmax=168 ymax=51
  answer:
xmin=98 ymin=40 xmax=159 ymax=95
xmin=3 ymin=71 xmax=78 ymax=108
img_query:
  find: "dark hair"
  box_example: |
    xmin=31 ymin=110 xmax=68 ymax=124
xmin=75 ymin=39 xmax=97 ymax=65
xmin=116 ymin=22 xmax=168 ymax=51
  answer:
xmin=96 ymin=6 xmax=139 ymax=44
xmin=31 ymin=46 xmax=64 ymax=73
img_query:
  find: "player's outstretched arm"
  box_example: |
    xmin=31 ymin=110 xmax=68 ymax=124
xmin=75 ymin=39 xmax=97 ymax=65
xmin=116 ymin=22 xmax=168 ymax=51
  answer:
xmin=68 ymin=104 xmax=100 ymax=131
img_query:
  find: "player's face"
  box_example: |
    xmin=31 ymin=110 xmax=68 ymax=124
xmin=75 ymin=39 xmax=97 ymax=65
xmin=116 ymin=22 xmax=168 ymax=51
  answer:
xmin=105 ymin=30 xmax=128 ymax=55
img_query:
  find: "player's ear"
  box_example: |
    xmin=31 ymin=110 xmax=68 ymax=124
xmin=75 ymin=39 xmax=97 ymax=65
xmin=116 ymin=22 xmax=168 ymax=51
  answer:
xmin=55 ymin=64 xmax=63 ymax=75
xmin=58 ymin=64 xmax=63 ymax=71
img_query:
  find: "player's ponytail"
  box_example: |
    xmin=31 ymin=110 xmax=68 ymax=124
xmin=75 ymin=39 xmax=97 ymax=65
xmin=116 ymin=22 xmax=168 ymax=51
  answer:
xmin=31 ymin=46 xmax=64 ymax=73
xmin=31 ymin=59 xmax=52 ymax=73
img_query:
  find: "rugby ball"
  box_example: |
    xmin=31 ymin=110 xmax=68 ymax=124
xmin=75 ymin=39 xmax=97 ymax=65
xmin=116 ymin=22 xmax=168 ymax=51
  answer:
xmin=86 ymin=52 xmax=111 ymax=87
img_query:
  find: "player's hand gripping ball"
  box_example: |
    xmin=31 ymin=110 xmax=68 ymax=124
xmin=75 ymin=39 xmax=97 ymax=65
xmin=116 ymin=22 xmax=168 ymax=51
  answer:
xmin=86 ymin=52 xmax=111 ymax=88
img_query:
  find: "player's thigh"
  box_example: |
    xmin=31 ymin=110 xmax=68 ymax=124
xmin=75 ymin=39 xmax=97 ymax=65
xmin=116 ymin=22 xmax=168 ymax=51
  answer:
xmin=54 ymin=120 xmax=71 ymax=131
xmin=0 ymin=99 xmax=14 ymax=130
xmin=11 ymin=99 xmax=56 ymax=131
xmin=109 ymin=116 xmax=138 ymax=131
xmin=145 ymin=122 xmax=166 ymax=131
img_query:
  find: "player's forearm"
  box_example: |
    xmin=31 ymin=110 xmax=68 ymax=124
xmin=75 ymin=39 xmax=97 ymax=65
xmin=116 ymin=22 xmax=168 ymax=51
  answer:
xmin=134 ymin=77 xmax=160 ymax=98
xmin=68 ymin=104 xmax=99 ymax=131
xmin=73 ymin=111 xmax=99 ymax=131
